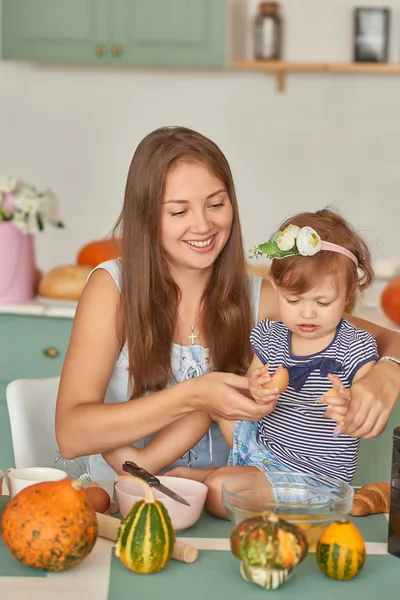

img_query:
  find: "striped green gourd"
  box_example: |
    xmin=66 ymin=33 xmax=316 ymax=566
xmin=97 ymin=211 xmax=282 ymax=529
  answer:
xmin=316 ymin=520 xmax=366 ymax=580
xmin=115 ymin=477 xmax=175 ymax=574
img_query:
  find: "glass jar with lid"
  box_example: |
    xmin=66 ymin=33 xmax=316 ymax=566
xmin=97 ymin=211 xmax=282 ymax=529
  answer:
xmin=255 ymin=2 xmax=282 ymax=61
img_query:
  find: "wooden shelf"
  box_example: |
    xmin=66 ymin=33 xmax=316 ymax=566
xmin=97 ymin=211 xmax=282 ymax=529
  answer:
xmin=233 ymin=61 xmax=400 ymax=92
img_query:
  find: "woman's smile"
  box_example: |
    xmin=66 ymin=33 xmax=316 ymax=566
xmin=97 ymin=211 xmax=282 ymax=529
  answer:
xmin=184 ymin=234 xmax=216 ymax=252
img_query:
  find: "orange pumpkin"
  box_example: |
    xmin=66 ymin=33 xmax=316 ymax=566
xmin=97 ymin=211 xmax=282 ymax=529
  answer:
xmin=77 ymin=238 xmax=122 ymax=267
xmin=1 ymin=479 xmax=98 ymax=572
xmin=381 ymin=278 xmax=400 ymax=325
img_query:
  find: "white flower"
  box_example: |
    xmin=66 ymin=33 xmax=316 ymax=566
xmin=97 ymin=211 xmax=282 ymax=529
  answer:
xmin=296 ymin=226 xmax=322 ymax=256
xmin=0 ymin=174 xmax=64 ymax=233
xmin=14 ymin=186 xmax=41 ymax=216
xmin=40 ymin=189 xmax=60 ymax=221
xmin=276 ymin=224 xmax=300 ymax=251
xmin=0 ymin=174 xmax=18 ymax=194
xmin=11 ymin=211 xmax=31 ymax=234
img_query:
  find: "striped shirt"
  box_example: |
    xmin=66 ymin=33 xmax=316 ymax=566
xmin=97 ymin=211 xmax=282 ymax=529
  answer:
xmin=250 ymin=318 xmax=378 ymax=483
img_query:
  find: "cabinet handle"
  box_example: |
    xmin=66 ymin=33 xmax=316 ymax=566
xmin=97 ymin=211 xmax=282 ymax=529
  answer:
xmin=111 ymin=44 xmax=122 ymax=57
xmin=43 ymin=347 xmax=59 ymax=358
xmin=95 ymin=44 xmax=107 ymax=57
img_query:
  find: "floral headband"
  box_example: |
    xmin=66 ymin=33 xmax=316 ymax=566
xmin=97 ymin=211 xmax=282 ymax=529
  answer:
xmin=250 ymin=224 xmax=359 ymax=267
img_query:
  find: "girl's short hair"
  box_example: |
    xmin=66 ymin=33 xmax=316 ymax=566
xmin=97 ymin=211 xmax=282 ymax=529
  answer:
xmin=270 ymin=209 xmax=374 ymax=309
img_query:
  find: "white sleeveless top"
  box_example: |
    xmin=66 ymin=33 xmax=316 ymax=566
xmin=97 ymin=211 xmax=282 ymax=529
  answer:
xmin=88 ymin=259 xmax=262 ymax=479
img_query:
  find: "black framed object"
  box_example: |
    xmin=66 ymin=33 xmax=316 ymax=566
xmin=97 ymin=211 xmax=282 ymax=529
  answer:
xmin=354 ymin=7 xmax=390 ymax=62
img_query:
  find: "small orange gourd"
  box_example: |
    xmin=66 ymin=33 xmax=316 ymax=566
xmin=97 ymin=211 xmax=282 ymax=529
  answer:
xmin=1 ymin=479 xmax=98 ymax=572
xmin=316 ymin=519 xmax=366 ymax=580
xmin=381 ymin=278 xmax=400 ymax=325
xmin=77 ymin=238 xmax=122 ymax=267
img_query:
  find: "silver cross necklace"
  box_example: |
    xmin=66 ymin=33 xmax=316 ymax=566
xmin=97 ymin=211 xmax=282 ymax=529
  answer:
xmin=177 ymin=309 xmax=199 ymax=345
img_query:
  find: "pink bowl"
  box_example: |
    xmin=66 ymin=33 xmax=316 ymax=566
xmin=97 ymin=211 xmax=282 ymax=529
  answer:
xmin=115 ymin=476 xmax=208 ymax=531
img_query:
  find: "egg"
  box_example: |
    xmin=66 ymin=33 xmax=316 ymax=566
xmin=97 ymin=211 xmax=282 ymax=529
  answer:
xmin=85 ymin=484 xmax=111 ymax=514
xmin=262 ymin=365 xmax=289 ymax=393
xmin=324 ymin=387 xmax=337 ymax=397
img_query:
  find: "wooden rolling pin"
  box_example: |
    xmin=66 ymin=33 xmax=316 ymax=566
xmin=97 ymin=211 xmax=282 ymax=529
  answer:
xmin=96 ymin=512 xmax=198 ymax=564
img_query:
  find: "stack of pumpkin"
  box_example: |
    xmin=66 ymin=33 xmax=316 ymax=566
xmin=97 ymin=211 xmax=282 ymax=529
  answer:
xmin=38 ymin=238 xmax=122 ymax=301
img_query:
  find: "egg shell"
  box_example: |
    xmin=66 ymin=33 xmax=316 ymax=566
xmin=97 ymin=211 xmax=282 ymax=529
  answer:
xmin=85 ymin=486 xmax=111 ymax=514
xmin=324 ymin=388 xmax=337 ymax=397
xmin=262 ymin=365 xmax=289 ymax=393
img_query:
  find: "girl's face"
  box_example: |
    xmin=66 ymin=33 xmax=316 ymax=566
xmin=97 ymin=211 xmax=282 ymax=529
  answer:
xmin=160 ymin=161 xmax=233 ymax=274
xmin=275 ymin=273 xmax=348 ymax=345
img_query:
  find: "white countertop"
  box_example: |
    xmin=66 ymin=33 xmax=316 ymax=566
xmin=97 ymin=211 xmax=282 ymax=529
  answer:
xmin=0 ymin=298 xmax=399 ymax=332
xmin=0 ymin=296 xmax=77 ymax=319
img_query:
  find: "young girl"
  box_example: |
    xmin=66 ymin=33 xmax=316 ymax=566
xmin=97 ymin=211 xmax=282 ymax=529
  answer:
xmin=103 ymin=209 xmax=378 ymax=513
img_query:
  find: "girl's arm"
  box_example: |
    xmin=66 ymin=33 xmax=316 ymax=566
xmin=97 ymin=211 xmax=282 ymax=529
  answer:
xmin=56 ymin=270 xmax=266 ymax=459
xmin=102 ymin=412 xmax=212 ymax=475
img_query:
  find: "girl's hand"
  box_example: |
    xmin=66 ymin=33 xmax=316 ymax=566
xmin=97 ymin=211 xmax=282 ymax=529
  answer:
xmin=191 ymin=371 xmax=275 ymax=422
xmin=319 ymin=373 xmax=351 ymax=435
xmin=249 ymin=366 xmax=280 ymax=407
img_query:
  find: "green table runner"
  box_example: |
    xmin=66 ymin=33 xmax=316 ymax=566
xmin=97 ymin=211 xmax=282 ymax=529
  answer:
xmin=108 ymin=551 xmax=399 ymax=600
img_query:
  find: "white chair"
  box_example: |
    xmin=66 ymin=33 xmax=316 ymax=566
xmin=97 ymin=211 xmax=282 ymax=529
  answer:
xmin=6 ymin=377 xmax=60 ymax=469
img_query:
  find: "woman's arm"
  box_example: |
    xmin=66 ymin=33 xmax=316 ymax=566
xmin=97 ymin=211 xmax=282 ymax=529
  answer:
xmin=55 ymin=269 xmax=193 ymax=458
xmin=345 ymin=312 xmax=400 ymax=357
xmin=257 ymin=278 xmax=280 ymax=321
xmin=342 ymin=313 xmax=400 ymax=438
xmin=56 ymin=270 xmax=272 ymax=459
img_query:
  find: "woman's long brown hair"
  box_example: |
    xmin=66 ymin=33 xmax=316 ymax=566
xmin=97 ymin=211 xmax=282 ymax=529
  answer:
xmin=114 ymin=127 xmax=253 ymax=397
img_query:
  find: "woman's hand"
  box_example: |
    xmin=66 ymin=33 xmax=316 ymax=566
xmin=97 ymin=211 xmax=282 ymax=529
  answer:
xmin=249 ymin=366 xmax=280 ymax=408
xmin=322 ymin=363 xmax=400 ymax=438
xmin=190 ymin=371 xmax=275 ymax=422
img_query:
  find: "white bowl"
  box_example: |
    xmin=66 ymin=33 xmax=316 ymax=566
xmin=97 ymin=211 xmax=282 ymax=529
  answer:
xmin=115 ymin=476 xmax=208 ymax=531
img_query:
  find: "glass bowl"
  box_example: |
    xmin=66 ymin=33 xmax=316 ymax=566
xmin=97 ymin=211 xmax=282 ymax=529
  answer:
xmin=221 ymin=470 xmax=354 ymax=549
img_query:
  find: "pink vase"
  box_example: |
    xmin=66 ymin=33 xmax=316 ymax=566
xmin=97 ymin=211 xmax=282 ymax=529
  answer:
xmin=0 ymin=222 xmax=36 ymax=303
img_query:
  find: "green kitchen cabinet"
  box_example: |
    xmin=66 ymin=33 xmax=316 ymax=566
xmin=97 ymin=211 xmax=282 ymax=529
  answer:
xmin=2 ymin=0 xmax=110 ymax=63
xmin=109 ymin=0 xmax=226 ymax=67
xmin=2 ymin=0 xmax=227 ymax=67
xmin=0 ymin=314 xmax=73 ymax=471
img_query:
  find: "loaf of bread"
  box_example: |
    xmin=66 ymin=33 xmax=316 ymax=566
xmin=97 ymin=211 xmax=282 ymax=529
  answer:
xmin=38 ymin=265 xmax=93 ymax=300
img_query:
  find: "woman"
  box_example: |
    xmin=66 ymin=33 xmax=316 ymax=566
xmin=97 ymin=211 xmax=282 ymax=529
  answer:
xmin=55 ymin=126 xmax=400 ymax=480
